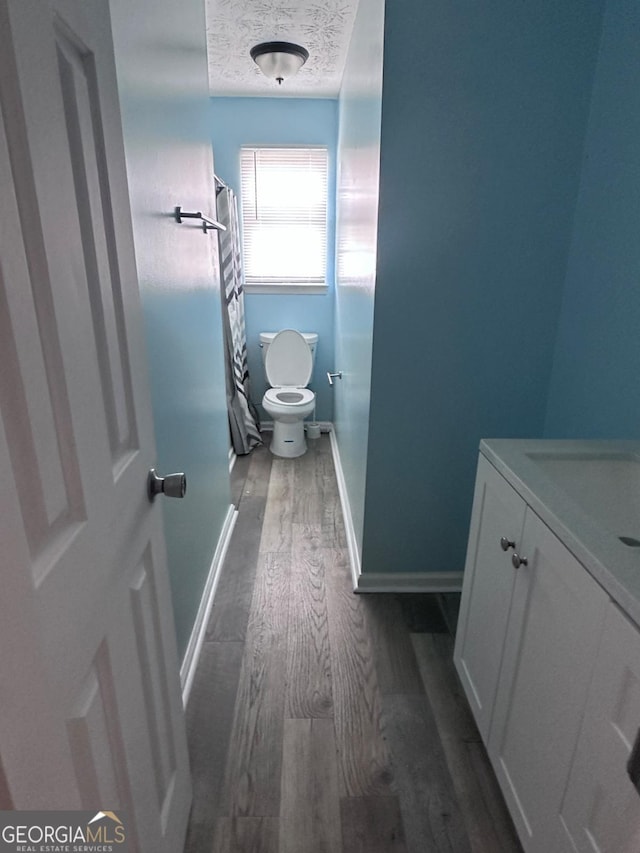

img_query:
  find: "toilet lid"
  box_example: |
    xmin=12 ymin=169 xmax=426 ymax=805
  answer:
xmin=265 ymin=329 xmax=312 ymax=387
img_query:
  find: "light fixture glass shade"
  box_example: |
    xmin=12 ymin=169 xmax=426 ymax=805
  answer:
xmin=250 ymin=41 xmax=309 ymax=84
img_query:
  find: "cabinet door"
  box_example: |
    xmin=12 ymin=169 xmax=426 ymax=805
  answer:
xmin=559 ymin=602 xmax=640 ymax=853
xmin=454 ymin=454 xmax=527 ymax=741
xmin=489 ymin=509 xmax=608 ymax=853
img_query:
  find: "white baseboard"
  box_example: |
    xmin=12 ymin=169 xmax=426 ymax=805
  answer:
xmin=355 ymin=571 xmax=464 ymax=593
xmin=328 ymin=429 xmax=463 ymax=595
xmin=328 ymin=428 xmax=361 ymax=591
xmin=180 ymin=504 xmax=238 ymax=706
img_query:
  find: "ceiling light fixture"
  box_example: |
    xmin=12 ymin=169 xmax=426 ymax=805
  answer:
xmin=250 ymin=41 xmax=309 ymax=86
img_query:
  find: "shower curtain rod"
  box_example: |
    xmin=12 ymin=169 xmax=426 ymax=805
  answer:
xmin=214 ymin=173 xmax=228 ymax=195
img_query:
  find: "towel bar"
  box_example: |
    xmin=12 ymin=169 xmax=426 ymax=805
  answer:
xmin=174 ymin=205 xmax=226 ymax=233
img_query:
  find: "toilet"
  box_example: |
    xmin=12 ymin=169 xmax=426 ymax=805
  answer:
xmin=260 ymin=330 xmax=317 ymax=458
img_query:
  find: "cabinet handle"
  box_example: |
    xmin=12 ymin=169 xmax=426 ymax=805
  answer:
xmin=500 ymin=537 xmax=515 ymax=552
xmin=512 ymin=552 xmax=528 ymax=569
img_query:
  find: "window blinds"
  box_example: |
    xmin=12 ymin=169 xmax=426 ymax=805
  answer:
xmin=240 ymin=147 xmax=328 ymax=285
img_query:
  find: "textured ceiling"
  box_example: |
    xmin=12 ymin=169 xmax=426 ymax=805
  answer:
xmin=205 ymin=0 xmax=360 ymax=97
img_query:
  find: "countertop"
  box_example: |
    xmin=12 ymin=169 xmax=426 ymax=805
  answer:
xmin=480 ymin=438 xmax=640 ymax=627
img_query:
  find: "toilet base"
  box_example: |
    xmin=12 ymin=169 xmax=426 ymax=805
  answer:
xmin=269 ymin=419 xmax=307 ymax=458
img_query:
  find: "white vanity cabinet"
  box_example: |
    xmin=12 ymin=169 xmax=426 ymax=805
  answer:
xmin=455 ymin=449 xmax=613 ymax=853
xmin=487 ymin=507 xmax=608 ymax=853
xmin=559 ymin=601 xmax=640 ymax=853
xmin=454 ymin=455 xmax=526 ymax=741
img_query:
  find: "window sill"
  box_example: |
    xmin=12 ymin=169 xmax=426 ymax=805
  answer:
xmin=244 ymin=283 xmax=328 ymax=295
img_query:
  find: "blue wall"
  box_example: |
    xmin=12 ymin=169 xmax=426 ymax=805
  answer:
xmin=334 ymin=0 xmax=385 ymax=561
xmin=545 ymin=0 xmax=640 ymax=439
xmin=111 ymin=0 xmax=232 ymax=659
xmin=359 ymin=0 xmax=603 ymax=575
xmin=210 ymin=98 xmax=338 ymax=422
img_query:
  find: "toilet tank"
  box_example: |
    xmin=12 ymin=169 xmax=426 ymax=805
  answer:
xmin=259 ymin=331 xmax=318 ymax=372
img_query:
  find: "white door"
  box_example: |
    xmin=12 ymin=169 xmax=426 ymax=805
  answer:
xmin=0 ymin=1 xmax=191 ymax=849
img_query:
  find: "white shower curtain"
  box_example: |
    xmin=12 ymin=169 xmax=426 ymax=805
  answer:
xmin=216 ymin=186 xmax=262 ymax=455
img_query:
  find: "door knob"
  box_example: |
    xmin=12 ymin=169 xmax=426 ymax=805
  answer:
xmin=327 ymin=371 xmax=342 ymax=386
xmin=500 ymin=537 xmax=515 ymax=552
xmin=148 ymin=468 xmax=187 ymax=501
xmin=512 ymin=552 xmax=528 ymax=569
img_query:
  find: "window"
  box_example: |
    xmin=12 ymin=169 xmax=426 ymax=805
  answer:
xmin=240 ymin=146 xmax=328 ymax=290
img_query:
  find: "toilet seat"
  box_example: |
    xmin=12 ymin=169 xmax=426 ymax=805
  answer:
xmin=264 ymin=387 xmax=314 ymax=407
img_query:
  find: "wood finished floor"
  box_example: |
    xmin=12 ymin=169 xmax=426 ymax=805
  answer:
xmin=184 ymin=435 xmax=522 ymax=853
